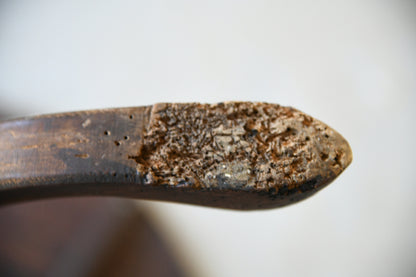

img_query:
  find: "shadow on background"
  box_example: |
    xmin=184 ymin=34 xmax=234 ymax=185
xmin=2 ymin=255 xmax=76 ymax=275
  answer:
xmin=0 ymin=197 xmax=186 ymax=277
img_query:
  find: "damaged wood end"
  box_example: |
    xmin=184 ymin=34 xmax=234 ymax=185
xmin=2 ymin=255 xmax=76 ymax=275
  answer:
xmin=0 ymin=102 xmax=352 ymax=209
xmin=133 ymin=102 xmax=352 ymax=200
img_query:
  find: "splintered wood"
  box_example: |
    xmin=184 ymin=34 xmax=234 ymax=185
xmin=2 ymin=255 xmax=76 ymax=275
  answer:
xmin=134 ymin=102 xmax=352 ymax=198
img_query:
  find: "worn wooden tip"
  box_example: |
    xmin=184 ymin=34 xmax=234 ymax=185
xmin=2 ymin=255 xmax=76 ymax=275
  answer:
xmin=0 ymin=102 xmax=352 ymax=210
xmin=131 ymin=102 xmax=352 ymax=209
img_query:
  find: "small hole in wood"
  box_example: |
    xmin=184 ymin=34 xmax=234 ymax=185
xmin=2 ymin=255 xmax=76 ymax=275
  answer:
xmin=104 ymin=130 xmax=110 ymax=136
xmin=114 ymin=141 xmax=121 ymax=146
xmin=129 ymin=115 xmax=134 ymax=119
xmin=249 ymin=129 xmax=258 ymax=137
xmin=320 ymin=152 xmax=329 ymax=160
xmin=124 ymin=136 xmax=129 ymax=140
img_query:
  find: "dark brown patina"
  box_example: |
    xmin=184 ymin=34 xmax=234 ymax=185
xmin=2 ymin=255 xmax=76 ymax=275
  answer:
xmin=0 ymin=102 xmax=352 ymax=210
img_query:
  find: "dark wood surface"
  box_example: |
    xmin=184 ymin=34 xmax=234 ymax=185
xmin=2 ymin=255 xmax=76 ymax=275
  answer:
xmin=0 ymin=109 xmax=187 ymax=277
xmin=0 ymin=107 xmax=151 ymax=204
xmin=0 ymin=103 xmax=352 ymax=209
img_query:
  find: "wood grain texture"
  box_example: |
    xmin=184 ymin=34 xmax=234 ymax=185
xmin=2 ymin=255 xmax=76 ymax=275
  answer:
xmin=0 ymin=107 xmax=150 ymax=204
xmin=0 ymin=103 xmax=352 ymax=210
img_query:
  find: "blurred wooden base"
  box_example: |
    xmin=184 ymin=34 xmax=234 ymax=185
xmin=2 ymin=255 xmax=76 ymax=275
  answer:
xmin=0 ymin=198 xmax=186 ymax=277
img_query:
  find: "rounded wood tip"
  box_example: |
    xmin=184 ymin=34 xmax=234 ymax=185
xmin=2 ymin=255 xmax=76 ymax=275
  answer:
xmin=134 ymin=102 xmax=352 ymax=209
xmin=0 ymin=102 xmax=351 ymax=209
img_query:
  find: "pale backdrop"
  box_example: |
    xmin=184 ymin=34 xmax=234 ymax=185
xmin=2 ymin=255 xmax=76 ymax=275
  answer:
xmin=1 ymin=1 xmax=415 ymax=276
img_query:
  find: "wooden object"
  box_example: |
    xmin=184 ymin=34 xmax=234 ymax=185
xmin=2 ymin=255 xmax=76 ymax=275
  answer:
xmin=0 ymin=102 xmax=352 ymax=209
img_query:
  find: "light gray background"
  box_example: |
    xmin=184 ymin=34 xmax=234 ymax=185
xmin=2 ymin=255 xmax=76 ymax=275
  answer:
xmin=1 ymin=1 xmax=415 ymax=276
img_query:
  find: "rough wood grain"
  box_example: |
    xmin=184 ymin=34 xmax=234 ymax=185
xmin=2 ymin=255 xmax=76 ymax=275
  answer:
xmin=0 ymin=102 xmax=352 ymax=210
